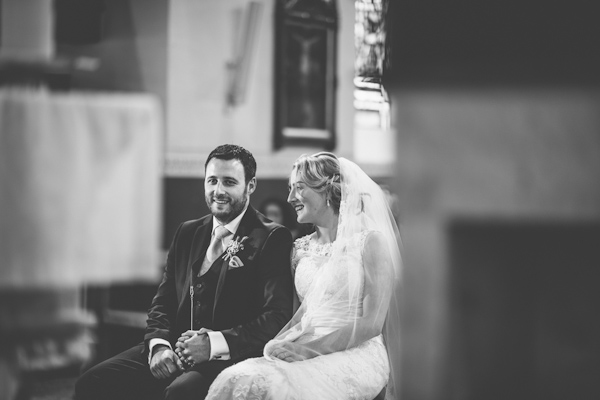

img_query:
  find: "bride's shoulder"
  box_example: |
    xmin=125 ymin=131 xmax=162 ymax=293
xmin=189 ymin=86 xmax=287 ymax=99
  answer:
xmin=351 ymin=229 xmax=377 ymax=245
xmin=359 ymin=230 xmax=389 ymax=256
xmin=350 ymin=230 xmax=385 ymax=253
xmin=290 ymin=233 xmax=314 ymax=270
xmin=293 ymin=233 xmax=313 ymax=251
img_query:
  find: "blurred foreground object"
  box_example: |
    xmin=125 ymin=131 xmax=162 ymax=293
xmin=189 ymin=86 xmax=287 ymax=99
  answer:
xmin=0 ymin=0 xmax=53 ymax=62
xmin=0 ymin=90 xmax=162 ymax=287
xmin=0 ymin=89 xmax=162 ymax=399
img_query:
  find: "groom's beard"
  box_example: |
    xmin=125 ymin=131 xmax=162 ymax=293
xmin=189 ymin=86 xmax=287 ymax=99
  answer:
xmin=206 ymin=189 xmax=248 ymax=224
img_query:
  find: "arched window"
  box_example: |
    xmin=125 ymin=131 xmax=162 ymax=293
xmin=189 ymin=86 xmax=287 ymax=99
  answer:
xmin=354 ymin=0 xmax=392 ymax=164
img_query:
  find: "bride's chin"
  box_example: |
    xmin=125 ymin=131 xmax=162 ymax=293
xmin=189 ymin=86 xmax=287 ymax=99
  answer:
xmin=297 ymin=217 xmax=312 ymax=225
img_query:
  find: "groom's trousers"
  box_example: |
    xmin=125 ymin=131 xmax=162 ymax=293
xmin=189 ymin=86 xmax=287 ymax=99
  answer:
xmin=75 ymin=343 xmax=234 ymax=400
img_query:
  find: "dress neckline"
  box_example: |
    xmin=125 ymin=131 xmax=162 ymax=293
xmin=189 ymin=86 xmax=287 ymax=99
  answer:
xmin=307 ymin=235 xmax=334 ymax=256
xmin=295 ymin=234 xmax=335 ymax=256
xmin=310 ymin=239 xmax=333 ymax=249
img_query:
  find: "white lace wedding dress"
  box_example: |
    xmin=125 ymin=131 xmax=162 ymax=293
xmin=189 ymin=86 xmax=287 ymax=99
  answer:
xmin=205 ymin=233 xmax=390 ymax=400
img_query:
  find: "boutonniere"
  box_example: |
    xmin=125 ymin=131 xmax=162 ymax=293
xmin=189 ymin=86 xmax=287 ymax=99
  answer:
xmin=223 ymin=236 xmax=249 ymax=269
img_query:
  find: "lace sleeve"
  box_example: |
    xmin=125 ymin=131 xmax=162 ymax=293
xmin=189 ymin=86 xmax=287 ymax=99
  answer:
xmin=290 ymin=234 xmax=311 ymax=274
xmin=290 ymin=244 xmax=298 ymax=275
xmin=290 ymin=235 xmax=309 ymax=313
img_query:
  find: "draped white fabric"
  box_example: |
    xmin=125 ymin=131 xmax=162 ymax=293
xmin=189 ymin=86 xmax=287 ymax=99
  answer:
xmin=0 ymin=89 xmax=162 ymax=288
xmin=264 ymin=157 xmax=403 ymax=400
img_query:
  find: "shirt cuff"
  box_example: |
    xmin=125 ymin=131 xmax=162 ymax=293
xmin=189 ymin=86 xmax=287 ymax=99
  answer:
xmin=207 ymin=331 xmax=230 ymax=360
xmin=148 ymin=338 xmax=172 ymax=364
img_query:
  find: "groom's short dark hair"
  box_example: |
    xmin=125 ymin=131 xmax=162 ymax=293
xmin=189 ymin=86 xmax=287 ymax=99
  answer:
xmin=205 ymin=144 xmax=257 ymax=183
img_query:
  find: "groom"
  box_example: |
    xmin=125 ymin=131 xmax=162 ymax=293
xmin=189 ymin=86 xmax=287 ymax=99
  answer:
xmin=75 ymin=145 xmax=294 ymax=400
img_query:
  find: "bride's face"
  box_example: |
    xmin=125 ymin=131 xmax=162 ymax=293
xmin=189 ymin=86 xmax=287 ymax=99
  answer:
xmin=287 ymin=171 xmax=327 ymax=225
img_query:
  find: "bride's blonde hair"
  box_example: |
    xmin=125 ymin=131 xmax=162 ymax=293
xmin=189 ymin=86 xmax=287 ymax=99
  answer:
xmin=291 ymin=152 xmax=342 ymax=213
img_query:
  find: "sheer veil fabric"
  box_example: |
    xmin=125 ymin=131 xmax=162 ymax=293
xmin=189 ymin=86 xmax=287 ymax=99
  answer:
xmin=263 ymin=157 xmax=403 ymax=399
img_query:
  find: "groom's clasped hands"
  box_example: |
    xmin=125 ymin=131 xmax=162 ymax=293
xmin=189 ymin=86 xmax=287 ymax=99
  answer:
xmin=175 ymin=328 xmax=213 ymax=369
xmin=148 ymin=328 xmax=212 ymax=380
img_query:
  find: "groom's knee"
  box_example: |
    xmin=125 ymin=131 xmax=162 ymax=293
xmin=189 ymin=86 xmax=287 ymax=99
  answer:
xmin=164 ymin=371 xmax=211 ymax=400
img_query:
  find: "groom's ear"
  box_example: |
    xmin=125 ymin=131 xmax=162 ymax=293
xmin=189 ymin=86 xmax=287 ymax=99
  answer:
xmin=246 ymin=177 xmax=257 ymax=196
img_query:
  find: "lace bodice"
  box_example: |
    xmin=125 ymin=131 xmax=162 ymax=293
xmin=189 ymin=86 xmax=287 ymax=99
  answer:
xmin=292 ymin=232 xmax=369 ymax=305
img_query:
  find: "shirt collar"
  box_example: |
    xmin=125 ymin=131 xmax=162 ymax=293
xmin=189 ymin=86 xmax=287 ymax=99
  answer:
xmin=212 ymin=201 xmax=249 ymax=237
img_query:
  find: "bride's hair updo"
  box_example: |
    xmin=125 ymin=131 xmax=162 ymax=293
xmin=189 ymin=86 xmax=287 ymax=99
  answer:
xmin=291 ymin=152 xmax=342 ymax=213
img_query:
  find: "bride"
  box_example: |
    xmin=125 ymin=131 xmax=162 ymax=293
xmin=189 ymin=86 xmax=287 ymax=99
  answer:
xmin=205 ymin=152 xmax=402 ymax=400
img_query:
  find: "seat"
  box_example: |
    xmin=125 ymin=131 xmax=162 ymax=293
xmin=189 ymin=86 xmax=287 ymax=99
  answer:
xmin=373 ymin=386 xmax=386 ymax=400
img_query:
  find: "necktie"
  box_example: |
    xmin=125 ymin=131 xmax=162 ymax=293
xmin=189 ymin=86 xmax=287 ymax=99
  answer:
xmin=206 ymin=225 xmax=231 ymax=263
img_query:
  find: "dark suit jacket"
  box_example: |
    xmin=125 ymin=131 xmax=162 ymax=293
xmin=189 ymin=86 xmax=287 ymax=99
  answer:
xmin=144 ymin=206 xmax=294 ymax=361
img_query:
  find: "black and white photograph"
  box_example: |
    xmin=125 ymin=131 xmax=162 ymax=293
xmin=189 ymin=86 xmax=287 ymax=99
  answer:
xmin=1 ymin=1 xmax=599 ymax=400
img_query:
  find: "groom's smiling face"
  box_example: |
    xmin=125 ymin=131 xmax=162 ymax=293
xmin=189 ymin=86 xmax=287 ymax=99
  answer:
xmin=205 ymin=158 xmax=256 ymax=224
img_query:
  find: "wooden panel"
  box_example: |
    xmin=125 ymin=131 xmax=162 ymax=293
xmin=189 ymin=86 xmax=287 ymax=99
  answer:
xmin=446 ymin=219 xmax=600 ymax=400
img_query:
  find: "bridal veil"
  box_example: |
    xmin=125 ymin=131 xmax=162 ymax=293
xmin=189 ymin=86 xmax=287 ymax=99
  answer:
xmin=264 ymin=157 xmax=403 ymax=399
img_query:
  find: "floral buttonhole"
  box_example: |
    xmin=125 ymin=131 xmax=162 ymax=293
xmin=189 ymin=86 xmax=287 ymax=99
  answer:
xmin=223 ymin=236 xmax=249 ymax=269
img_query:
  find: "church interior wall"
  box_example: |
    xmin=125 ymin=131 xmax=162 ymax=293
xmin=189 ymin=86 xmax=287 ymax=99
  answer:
xmin=386 ymin=1 xmax=600 ymax=399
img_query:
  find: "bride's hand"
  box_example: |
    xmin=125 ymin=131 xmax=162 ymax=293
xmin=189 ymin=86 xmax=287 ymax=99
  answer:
xmin=269 ymin=342 xmax=315 ymax=363
xmin=269 ymin=343 xmax=301 ymax=362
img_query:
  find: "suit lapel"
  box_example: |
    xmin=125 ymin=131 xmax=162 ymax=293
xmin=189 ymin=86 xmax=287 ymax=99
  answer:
xmin=213 ymin=207 xmax=256 ymax=317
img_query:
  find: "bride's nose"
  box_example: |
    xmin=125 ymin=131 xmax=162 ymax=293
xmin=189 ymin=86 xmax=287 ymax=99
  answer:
xmin=287 ymin=187 xmax=296 ymax=203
